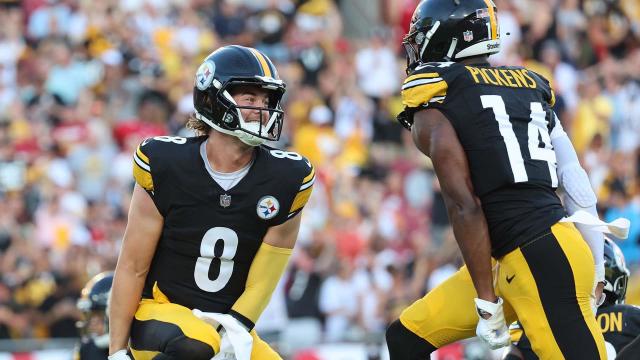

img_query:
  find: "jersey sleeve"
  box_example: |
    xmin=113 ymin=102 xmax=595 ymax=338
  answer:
xmin=400 ymin=64 xmax=449 ymax=109
xmin=133 ymin=139 xmax=154 ymax=193
xmin=286 ymin=160 xmax=315 ymax=219
xmin=529 ymin=70 xmax=556 ymax=107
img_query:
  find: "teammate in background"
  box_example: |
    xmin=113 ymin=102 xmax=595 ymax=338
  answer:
xmin=74 ymin=272 xmax=113 ymax=360
xmin=385 ymin=0 xmax=628 ymax=359
xmin=108 ymin=45 xmax=314 ymax=360
xmin=504 ymin=238 xmax=640 ymax=360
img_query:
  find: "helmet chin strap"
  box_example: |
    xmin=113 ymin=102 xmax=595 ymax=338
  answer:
xmin=194 ymin=110 xmax=265 ymax=146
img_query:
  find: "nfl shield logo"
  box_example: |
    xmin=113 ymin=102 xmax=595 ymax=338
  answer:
xmin=219 ymin=194 xmax=231 ymax=208
xmin=463 ymin=30 xmax=474 ymax=42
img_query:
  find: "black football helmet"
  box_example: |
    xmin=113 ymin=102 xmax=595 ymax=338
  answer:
xmin=602 ymin=238 xmax=630 ymax=306
xmin=77 ymin=271 xmax=114 ymax=347
xmin=403 ymin=0 xmax=501 ymax=73
xmin=193 ymin=45 xmax=286 ymax=146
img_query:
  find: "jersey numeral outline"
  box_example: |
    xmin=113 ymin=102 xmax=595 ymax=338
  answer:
xmin=269 ymin=149 xmax=303 ymax=160
xmin=194 ymin=227 xmax=238 ymax=292
xmin=480 ymin=95 xmax=557 ymax=186
xmin=152 ymin=136 xmax=187 ymax=144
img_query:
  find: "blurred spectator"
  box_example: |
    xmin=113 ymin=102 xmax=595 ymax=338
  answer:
xmin=571 ymin=73 xmax=613 ymax=154
xmin=319 ymin=259 xmax=361 ymax=342
xmin=112 ymin=89 xmax=169 ymax=149
xmin=604 ymin=181 xmax=640 ymax=265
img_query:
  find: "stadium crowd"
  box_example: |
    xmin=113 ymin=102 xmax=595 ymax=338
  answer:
xmin=0 ymin=0 xmax=638 ymax=357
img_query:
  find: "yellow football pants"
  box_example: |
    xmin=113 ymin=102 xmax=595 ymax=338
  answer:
xmin=399 ymin=222 xmax=606 ymax=359
xmin=129 ymin=285 xmax=281 ymax=360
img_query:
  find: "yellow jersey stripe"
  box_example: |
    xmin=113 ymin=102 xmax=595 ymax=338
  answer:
xmin=289 ymin=186 xmax=313 ymax=214
xmin=136 ymin=146 xmax=149 ymax=165
xmin=134 ymin=152 xmax=150 ymax=173
xmin=300 ymin=175 xmax=315 ymax=191
xmin=248 ymin=48 xmax=272 ymax=78
xmin=133 ymin=163 xmax=154 ymax=191
xmin=401 ymin=81 xmax=448 ymax=108
xmin=302 ymin=166 xmax=315 ymax=184
xmin=550 ymin=89 xmax=556 ymax=107
xmin=402 ymin=77 xmax=443 ymax=91
xmin=484 ymin=0 xmax=497 ymax=40
xmin=404 ymin=72 xmax=440 ymax=84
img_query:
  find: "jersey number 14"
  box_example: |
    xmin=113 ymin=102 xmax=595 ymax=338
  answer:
xmin=481 ymin=95 xmax=558 ymax=187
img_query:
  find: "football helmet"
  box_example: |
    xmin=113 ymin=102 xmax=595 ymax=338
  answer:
xmin=77 ymin=271 xmax=114 ymax=347
xmin=602 ymin=238 xmax=630 ymax=306
xmin=402 ymin=0 xmax=501 ymax=73
xmin=193 ymin=45 xmax=286 ymax=146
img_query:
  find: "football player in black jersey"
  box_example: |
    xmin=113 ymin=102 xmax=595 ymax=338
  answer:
xmin=384 ymin=1 xmax=629 ymax=359
xmin=74 ymin=272 xmax=113 ymax=360
xmin=504 ymin=238 xmax=640 ymax=360
xmin=108 ymin=45 xmax=314 ymax=360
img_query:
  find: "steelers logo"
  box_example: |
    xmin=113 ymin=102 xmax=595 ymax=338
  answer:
xmin=257 ymin=196 xmax=280 ymax=220
xmin=195 ymin=61 xmax=216 ymax=91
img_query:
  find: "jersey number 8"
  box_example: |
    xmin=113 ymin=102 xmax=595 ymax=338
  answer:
xmin=194 ymin=227 xmax=238 ymax=292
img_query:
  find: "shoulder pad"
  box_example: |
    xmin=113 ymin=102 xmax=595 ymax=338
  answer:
xmin=133 ymin=136 xmax=190 ymax=192
xmin=401 ymin=62 xmax=464 ymax=109
xmin=263 ymin=147 xmax=315 ymax=219
xmin=527 ymin=70 xmax=556 ymax=107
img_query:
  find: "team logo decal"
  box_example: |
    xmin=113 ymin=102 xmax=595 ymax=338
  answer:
xmin=257 ymin=196 xmax=279 ymax=220
xmin=195 ymin=61 xmax=216 ymax=90
xmin=463 ymin=30 xmax=474 ymax=42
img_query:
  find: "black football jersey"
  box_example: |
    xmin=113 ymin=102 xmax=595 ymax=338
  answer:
xmin=132 ymin=135 xmax=314 ymax=313
xmin=511 ymin=304 xmax=640 ymax=359
xmin=401 ymin=61 xmax=566 ymax=257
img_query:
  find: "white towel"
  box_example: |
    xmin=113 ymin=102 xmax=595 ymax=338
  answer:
xmin=559 ymin=210 xmax=630 ymax=239
xmin=193 ymin=309 xmax=253 ymax=360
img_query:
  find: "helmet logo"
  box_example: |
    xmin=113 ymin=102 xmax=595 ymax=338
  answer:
xmin=195 ymin=61 xmax=216 ymax=91
xmin=257 ymin=196 xmax=279 ymax=220
xmin=463 ymin=30 xmax=474 ymax=42
xmin=476 ymin=8 xmax=490 ymax=18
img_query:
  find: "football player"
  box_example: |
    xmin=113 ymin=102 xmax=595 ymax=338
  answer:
xmin=504 ymin=238 xmax=640 ymax=360
xmin=385 ymin=1 xmax=628 ymax=359
xmin=108 ymin=45 xmax=314 ymax=360
xmin=75 ymin=271 xmax=113 ymax=360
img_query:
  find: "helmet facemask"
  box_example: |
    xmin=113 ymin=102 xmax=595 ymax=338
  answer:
xmin=195 ymin=77 xmax=285 ymax=146
xmin=402 ymin=0 xmax=501 ymax=74
xmin=403 ymin=19 xmax=442 ymax=74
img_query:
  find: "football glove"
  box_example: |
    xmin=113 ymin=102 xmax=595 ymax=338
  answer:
xmin=474 ymin=297 xmax=510 ymax=350
xmin=108 ymin=349 xmax=131 ymax=360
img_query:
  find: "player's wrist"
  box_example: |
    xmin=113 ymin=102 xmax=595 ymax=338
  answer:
xmin=475 ymin=297 xmax=503 ymax=319
xmin=108 ymin=349 xmax=131 ymax=360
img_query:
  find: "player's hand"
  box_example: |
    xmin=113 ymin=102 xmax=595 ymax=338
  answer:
xmin=591 ymin=280 xmax=606 ymax=314
xmin=108 ymin=349 xmax=131 ymax=360
xmin=590 ymin=263 xmax=606 ymax=314
xmin=474 ymin=297 xmax=511 ymax=349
